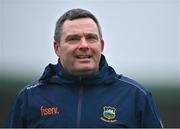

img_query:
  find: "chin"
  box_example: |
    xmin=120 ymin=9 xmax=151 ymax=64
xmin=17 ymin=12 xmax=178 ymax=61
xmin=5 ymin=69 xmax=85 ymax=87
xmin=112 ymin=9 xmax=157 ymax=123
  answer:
xmin=73 ymin=68 xmax=97 ymax=76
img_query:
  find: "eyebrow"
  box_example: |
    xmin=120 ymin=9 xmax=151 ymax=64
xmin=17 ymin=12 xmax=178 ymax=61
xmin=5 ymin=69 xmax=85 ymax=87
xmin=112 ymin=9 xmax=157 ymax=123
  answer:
xmin=65 ymin=34 xmax=82 ymax=42
xmin=65 ymin=33 xmax=99 ymax=42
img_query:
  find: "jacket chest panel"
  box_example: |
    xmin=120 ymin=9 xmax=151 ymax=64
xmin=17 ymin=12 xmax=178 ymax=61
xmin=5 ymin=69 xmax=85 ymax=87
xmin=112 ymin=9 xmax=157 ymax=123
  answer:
xmin=26 ymin=85 xmax=138 ymax=127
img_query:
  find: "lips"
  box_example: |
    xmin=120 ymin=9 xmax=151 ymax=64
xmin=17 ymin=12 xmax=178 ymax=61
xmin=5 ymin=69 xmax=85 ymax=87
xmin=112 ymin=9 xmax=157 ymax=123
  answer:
xmin=76 ymin=55 xmax=91 ymax=59
xmin=76 ymin=55 xmax=92 ymax=59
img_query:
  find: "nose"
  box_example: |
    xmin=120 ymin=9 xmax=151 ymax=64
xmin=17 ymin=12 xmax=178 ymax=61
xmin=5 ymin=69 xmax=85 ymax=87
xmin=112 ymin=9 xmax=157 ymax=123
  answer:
xmin=78 ymin=37 xmax=89 ymax=50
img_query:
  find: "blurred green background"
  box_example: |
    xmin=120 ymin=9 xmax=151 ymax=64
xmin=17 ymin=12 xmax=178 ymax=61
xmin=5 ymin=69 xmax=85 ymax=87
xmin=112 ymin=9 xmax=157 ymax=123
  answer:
xmin=0 ymin=77 xmax=180 ymax=127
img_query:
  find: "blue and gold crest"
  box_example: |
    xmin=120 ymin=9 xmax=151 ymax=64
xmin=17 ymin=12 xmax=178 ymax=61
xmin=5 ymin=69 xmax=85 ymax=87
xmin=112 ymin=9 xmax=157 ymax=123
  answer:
xmin=101 ymin=106 xmax=117 ymax=123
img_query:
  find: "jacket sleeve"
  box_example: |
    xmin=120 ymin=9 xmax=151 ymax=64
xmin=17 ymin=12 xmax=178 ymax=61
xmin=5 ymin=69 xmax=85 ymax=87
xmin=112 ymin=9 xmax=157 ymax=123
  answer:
xmin=7 ymin=89 xmax=28 ymax=128
xmin=138 ymin=91 xmax=163 ymax=128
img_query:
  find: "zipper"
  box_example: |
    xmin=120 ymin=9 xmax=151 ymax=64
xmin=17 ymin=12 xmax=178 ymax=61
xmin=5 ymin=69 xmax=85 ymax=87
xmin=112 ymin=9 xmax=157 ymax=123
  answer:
xmin=76 ymin=77 xmax=83 ymax=128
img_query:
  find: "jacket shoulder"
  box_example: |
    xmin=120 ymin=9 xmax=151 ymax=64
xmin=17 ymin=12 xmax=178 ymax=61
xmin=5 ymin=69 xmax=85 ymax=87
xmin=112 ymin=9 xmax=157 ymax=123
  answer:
xmin=16 ymin=80 xmax=43 ymax=96
xmin=115 ymin=74 xmax=150 ymax=95
xmin=25 ymin=80 xmax=44 ymax=90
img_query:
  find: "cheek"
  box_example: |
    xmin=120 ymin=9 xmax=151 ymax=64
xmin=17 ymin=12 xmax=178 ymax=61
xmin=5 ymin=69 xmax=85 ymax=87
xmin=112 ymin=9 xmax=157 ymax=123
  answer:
xmin=94 ymin=46 xmax=103 ymax=57
xmin=60 ymin=47 xmax=75 ymax=61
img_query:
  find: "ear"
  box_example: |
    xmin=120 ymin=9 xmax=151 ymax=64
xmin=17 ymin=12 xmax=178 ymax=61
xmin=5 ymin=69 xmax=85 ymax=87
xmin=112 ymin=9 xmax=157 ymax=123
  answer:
xmin=54 ymin=40 xmax=61 ymax=57
xmin=100 ymin=39 xmax=104 ymax=52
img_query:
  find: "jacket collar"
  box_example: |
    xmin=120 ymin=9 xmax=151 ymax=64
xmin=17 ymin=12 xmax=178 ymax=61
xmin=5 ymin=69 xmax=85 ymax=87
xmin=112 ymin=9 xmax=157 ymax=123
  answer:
xmin=39 ymin=54 xmax=117 ymax=86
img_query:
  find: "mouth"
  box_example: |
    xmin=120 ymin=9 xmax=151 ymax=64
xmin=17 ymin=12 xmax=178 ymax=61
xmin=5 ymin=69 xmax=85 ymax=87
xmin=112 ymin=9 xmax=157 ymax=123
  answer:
xmin=75 ymin=55 xmax=92 ymax=59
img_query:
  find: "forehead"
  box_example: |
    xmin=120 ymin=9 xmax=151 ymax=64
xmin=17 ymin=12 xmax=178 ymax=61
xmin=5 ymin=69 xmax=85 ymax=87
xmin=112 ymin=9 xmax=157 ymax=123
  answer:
xmin=62 ymin=18 xmax=99 ymax=36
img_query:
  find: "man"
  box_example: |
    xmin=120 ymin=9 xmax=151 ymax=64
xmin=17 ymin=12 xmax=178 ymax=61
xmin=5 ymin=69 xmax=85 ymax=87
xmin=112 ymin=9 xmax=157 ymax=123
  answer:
xmin=7 ymin=8 xmax=163 ymax=128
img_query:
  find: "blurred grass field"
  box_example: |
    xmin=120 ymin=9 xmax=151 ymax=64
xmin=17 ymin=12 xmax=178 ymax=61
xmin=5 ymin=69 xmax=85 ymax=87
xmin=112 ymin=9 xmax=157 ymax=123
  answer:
xmin=0 ymin=78 xmax=179 ymax=127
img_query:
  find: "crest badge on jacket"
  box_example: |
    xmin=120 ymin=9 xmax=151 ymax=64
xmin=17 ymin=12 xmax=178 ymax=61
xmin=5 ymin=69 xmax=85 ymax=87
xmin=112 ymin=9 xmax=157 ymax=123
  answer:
xmin=101 ymin=106 xmax=117 ymax=123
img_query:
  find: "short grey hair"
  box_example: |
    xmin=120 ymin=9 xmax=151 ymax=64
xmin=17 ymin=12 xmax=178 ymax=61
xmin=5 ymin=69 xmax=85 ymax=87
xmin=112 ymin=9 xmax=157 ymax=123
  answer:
xmin=54 ymin=8 xmax=103 ymax=43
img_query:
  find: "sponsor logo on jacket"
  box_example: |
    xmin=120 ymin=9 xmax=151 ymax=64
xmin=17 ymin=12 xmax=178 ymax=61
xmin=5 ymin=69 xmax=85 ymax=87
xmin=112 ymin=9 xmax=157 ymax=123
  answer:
xmin=40 ymin=106 xmax=59 ymax=116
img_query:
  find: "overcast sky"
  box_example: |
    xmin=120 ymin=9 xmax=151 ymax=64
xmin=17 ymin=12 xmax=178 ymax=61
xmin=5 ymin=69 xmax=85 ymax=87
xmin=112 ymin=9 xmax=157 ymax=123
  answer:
xmin=1 ymin=0 xmax=180 ymax=86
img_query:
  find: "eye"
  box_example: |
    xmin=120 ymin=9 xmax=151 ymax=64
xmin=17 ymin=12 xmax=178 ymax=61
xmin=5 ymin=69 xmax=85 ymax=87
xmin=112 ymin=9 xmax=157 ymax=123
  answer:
xmin=68 ymin=37 xmax=79 ymax=41
xmin=85 ymin=34 xmax=98 ymax=43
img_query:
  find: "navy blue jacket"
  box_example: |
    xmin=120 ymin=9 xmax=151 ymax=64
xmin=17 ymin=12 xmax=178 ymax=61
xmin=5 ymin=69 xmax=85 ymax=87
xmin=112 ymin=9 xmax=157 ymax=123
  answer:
xmin=7 ymin=55 xmax=163 ymax=128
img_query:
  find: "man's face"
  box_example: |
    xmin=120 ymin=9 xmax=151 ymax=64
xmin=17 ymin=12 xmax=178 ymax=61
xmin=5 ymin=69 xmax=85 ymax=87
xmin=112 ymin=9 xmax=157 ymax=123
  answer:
xmin=54 ymin=18 xmax=104 ymax=75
